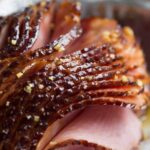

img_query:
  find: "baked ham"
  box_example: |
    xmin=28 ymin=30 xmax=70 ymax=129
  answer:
xmin=0 ymin=1 xmax=149 ymax=150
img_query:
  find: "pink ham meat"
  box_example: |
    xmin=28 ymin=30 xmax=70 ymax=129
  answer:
xmin=45 ymin=105 xmax=141 ymax=150
xmin=30 ymin=1 xmax=55 ymax=51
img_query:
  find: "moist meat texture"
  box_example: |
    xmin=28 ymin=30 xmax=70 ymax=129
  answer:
xmin=0 ymin=1 xmax=149 ymax=150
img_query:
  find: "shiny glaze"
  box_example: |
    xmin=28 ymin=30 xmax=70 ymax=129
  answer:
xmin=0 ymin=1 xmax=149 ymax=150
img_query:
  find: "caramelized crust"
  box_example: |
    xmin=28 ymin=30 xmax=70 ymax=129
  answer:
xmin=0 ymin=1 xmax=149 ymax=150
xmin=0 ymin=1 xmax=55 ymax=59
xmin=0 ymin=42 xmax=147 ymax=149
xmin=46 ymin=139 xmax=110 ymax=150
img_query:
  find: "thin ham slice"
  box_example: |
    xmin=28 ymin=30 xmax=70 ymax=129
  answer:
xmin=45 ymin=105 xmax=141 ymax=150
xmin=36 ymin=109 xmax=83 ymax=150
xmin=0 ymin=1 xmax=55 ymax=60
xmin=50 ymin=1 xmax=81 ymax=41
xmin=67 ymin=18 xmax=148 ymax=84
xmin=30 ymin=1 xmax=56 ymax=51
xmin=67 ymin=18 xmax=118 ymax=52
xmin=55 ymin=145 xmax=96 ymax=150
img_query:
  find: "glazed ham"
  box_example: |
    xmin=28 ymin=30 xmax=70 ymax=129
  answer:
xmin=0 ymin=1 xmax=55 ymax=59
xmin=0 ymin=1 xmax=149 ymax=150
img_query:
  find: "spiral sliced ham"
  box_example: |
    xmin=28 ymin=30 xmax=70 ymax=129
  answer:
xmin=0 ymin=1 xmax=149 ymax=150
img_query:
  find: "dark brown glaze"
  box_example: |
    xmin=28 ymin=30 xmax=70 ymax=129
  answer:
xmin=0 ymin=16 xmax=7 ymax=48
xmin=0 ymin=25 xmax=82 ymax=106
xmin=0 ymin=0 xmax=55 ymax=60
xmin=0 ymin=0 xmax=82 ymax=107
xmin=0 ymin=16 xmax=12 ymax=50
xmin=0 ymin=26 xmax=81 ymax=149
xmin=0 ymin=17 xmax=6 ymax=31
xmin=0 ymin=43 xmax=146 ymax=149
xmin=0 ymin=0 xmax=81 ymax=80
xmin=46 ymin=139 xmax=110 ymax=150
xmin=67 ymin=17 xmax=149 ymax=97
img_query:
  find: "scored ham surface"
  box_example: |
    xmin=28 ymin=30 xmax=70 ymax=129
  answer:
xmin=0 ymin=1 xmax=149 ymax=150
xmin=0 ymin=1 xmax=55 ymax=59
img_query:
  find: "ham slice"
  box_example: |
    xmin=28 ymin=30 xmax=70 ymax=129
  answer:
xmin=0 ymin=0 xmax=82 ymax=106
xmin=36 ymin=109 xmax=83 ymax=150
xmin=54 ymin=145 xmax=95 ymax=150
xmin=0 ymin=34 xmax=147 ymax=150
xmin=0 ymin=43 xmax=146 ymax=149
xmin=50 ymin=1 xmax=81 ymax=41
xmin=68 ymin=17 xmax=148 ymax=81
xmin=0 ymin=1 xmax=56 ymax=60
xmin=45 ymin=105 xmax=141 ymax=150
xmin=67 ymin=17 xmax=118 ymax=52
xmin=30 ymin=1 xmax=56 ymax=51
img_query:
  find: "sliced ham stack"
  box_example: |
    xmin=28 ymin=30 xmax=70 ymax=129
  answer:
xmin=0 ymin=1 xmax=149 ymax=150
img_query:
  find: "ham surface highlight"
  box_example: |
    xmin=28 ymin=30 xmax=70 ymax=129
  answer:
xmin=0 ymin=1 xmax=149 ymax=150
